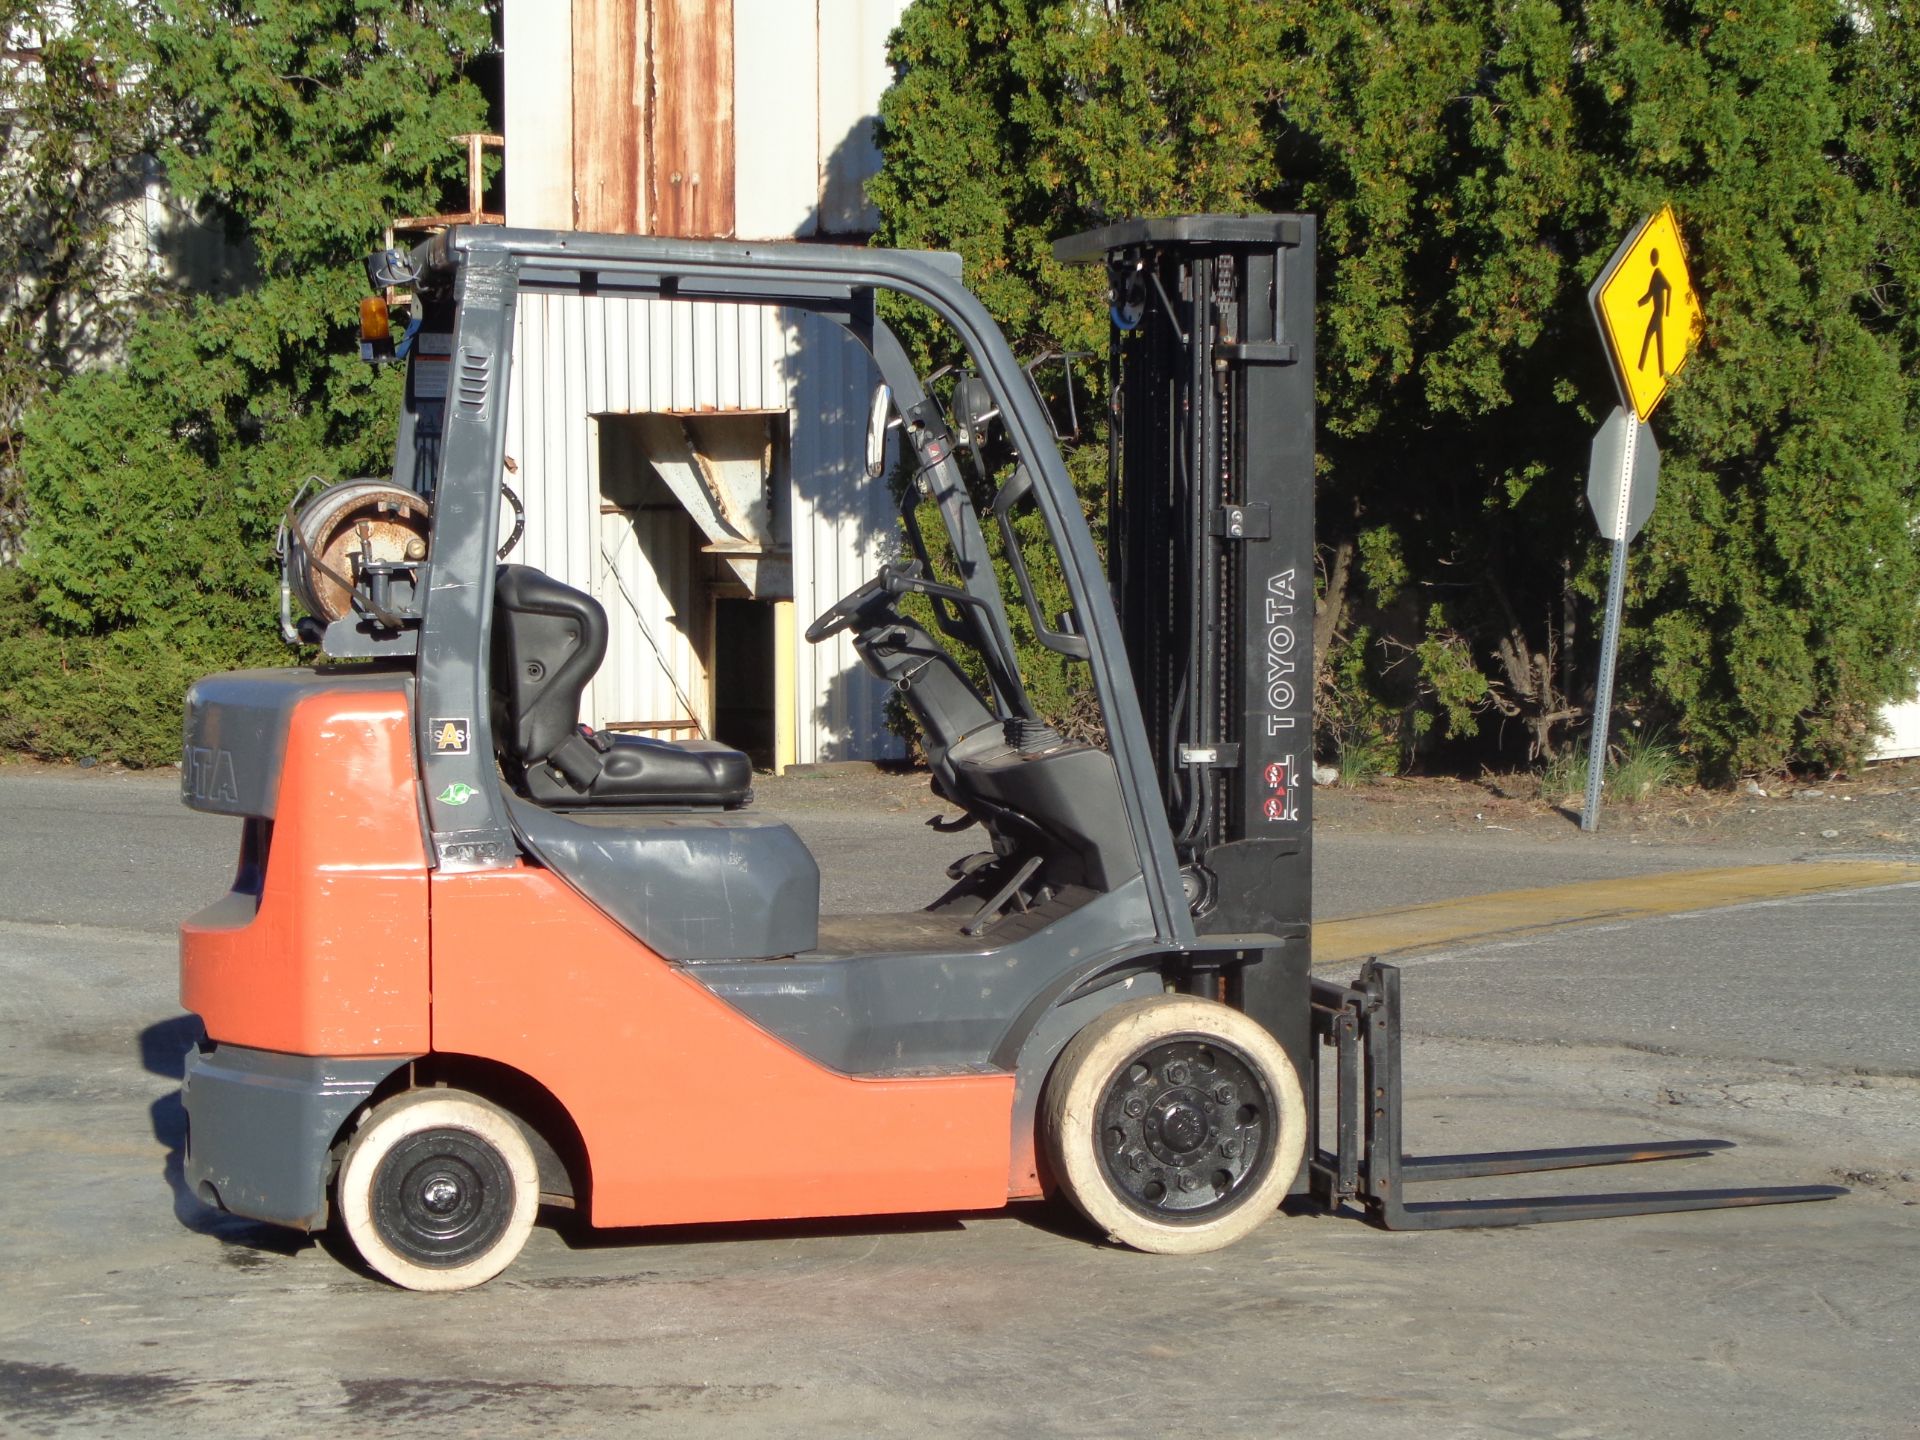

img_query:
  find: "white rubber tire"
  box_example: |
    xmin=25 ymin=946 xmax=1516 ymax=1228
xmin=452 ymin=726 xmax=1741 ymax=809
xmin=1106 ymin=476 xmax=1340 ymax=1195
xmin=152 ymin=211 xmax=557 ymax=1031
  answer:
xmin=1042 ymin=996 xmax=1307 ymax=1255
xmin=336 ymin=1089 xmax=539 ymax=1292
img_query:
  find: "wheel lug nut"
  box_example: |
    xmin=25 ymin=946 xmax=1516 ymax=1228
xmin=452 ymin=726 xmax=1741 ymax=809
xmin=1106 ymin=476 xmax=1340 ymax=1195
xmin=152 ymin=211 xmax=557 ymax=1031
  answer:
xmin=1123 ymin=1097 xmax=1146 ymax=1119
xmin=1128 ymin=1150 xmax=1150 ymax=1172
xmin=1221 ymin=1138 xmax=1242 ymax=1158
xmin=1213 ymin=1083 xmax=1235 ymax=1104
xmin=1164 ymin=1062 xmax=1191 ymax=1086
xmin=1177 ymin=1171 xmax=1201 ymax=1192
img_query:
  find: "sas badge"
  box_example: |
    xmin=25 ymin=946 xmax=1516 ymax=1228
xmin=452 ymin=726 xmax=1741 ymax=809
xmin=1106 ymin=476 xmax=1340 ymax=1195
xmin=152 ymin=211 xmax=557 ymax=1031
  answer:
xmin=1261 ymin=757 xmax=1299 ymax=824
xmin=429 ymin=718 xmax=471 ymax=755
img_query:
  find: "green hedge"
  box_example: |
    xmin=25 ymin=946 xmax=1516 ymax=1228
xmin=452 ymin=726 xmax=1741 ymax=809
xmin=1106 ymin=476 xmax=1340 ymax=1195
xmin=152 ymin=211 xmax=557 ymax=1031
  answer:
xmin=0 ymin=0 xmax=491 ymax=766
xmin=871 ymin=0 xmax=1920 ymax=776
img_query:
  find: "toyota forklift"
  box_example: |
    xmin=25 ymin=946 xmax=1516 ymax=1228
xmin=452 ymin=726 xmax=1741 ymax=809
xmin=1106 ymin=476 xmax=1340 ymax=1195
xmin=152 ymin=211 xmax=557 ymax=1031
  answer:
xmin=177 ymin=217 xmax=1839 ymax=1290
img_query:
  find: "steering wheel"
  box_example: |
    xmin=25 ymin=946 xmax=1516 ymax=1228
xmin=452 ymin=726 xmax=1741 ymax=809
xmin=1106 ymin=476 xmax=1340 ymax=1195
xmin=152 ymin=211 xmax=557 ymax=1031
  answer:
xmin=805 ymin=572 xmax=895 ymax=643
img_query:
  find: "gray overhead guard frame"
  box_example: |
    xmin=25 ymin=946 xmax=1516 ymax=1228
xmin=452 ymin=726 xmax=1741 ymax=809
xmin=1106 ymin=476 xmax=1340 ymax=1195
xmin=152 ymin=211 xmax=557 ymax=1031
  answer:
xmin=393 ymin=227 xmax=1184 ymax=916
xmin=335 ymin=220 xmax=1837 ymax=1230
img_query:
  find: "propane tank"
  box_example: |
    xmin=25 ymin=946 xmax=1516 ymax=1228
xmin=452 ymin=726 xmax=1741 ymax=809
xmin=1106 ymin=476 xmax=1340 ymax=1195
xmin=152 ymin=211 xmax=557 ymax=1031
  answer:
xmin=280 ymin=479 xmax=430 ymax=633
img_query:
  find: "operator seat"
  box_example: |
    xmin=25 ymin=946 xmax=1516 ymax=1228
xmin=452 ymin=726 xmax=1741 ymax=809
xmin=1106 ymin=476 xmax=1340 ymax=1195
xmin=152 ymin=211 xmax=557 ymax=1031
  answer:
xmin=491 ymin=564 xmax=753 ymax=808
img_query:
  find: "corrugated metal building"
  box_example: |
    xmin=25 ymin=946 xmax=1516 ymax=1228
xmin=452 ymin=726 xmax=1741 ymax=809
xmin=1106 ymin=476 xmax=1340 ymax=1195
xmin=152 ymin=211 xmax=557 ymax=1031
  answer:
xmin=498 ymin=0 xmax=910 ymax=768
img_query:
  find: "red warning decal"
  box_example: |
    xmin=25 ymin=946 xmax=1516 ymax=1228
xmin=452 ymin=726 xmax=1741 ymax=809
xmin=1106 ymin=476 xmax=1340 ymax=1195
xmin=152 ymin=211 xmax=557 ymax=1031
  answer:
xmin=1261 ymin=757 xmax=1299 ymax=823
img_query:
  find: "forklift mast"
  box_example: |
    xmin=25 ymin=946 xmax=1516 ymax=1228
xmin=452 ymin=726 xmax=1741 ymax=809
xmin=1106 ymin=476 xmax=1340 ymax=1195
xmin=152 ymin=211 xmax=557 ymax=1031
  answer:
xmin=1056 ymin=217 xmax=1316 ymax=944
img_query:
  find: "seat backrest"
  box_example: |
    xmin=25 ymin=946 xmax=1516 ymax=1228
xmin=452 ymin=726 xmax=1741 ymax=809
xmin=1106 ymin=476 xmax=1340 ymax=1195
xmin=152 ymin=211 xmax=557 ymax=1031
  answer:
xmin=492 ymin=565 xmax=610 ymax=766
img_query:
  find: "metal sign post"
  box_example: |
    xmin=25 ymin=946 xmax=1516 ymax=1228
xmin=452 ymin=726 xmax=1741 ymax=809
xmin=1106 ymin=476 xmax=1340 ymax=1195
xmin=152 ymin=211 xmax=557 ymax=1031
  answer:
xmin=1581 ymin=407 xmax=1659 ymax=831
xmin=1580 ymin=208 xmax=1697 ymax=832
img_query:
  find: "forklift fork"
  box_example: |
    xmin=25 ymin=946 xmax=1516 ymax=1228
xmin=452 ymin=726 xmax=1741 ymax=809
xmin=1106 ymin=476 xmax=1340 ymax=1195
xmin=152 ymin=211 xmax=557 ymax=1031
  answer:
xmin=1306 ymin=962 xmax=1847 ymax=1230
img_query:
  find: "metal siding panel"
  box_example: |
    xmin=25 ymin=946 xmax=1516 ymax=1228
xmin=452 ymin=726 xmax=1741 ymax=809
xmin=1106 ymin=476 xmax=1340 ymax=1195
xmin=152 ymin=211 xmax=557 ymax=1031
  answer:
xmin=542 ymin=296 xmax=570 ymax=579
xmin=536 ymin=296 xmax=569 ymax=577
xmin=816 ymin=0 xmax=909 ymax=235
xmin=597 ymin=506 xmax=629 ymax=727
xmin=591 ymin=436 xmax=697 ymax=736
xmin=561 ymin=296 xmax=598 ymax=721
xmin=635 ymin=295 xmax=657 ymax=411
xmin=582 ymin=288 xmax=608 ymax=415
xmin=648 ymin=298 xmax=674 ymax=412
xmin=1871 ymin=697 xmax=1920 ymax=760
xmin=692 ymin=300 xmax=719 ymax=410
xmin=780 ymin=311 xmax=815 ymax=760
xmin=565 ymin=295 xmax=594 ymax=596
xmin=785 ymin=311 xmax=898 ymax=761
xmin=714 ymin=302 xmax=740 ymax=411
xmin=732 ymin=0 xmax=821 ymax=238
xmin=504 ymin=0 xmax=575 ymax=228
xmin=670 ymin=299 xmax=696 ymax=411
xmin=503 ymin=295 xmax=894 ymax=757
xmin=731 ymin=305 xmax=753 ymax=411
xmin=679 ymin=519 xmax=705 ymax=735
xmin=604 ymin=294 xmax=631 ymax=410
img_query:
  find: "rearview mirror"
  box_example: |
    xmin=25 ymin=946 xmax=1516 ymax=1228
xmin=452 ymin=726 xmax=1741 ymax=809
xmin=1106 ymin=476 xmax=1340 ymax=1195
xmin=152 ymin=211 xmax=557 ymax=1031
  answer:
xmin=866 ymin=384 xmax=893 ymax=479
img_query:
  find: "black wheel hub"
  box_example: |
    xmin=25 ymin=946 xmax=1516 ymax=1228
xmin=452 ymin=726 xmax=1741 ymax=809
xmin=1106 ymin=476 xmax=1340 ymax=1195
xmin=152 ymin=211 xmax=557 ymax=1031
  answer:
xmin=370 ymin=1128 xmax=516 ymax=1268
xmin=1096 ymin=1036 xmax=1274 ymax=1222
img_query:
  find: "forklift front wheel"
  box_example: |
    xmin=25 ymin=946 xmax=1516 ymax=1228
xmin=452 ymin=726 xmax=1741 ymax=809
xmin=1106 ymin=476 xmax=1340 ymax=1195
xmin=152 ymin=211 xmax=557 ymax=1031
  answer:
xmin=335 ymin=1090 xmax=540 ymax=1292
xmin=1042 ymin=997 xmax=1306 ymax=1255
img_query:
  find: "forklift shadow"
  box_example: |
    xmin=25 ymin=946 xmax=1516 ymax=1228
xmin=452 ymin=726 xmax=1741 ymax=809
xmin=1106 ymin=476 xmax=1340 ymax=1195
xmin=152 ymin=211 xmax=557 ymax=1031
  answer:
xmin=138 ymin=1015 xmax=312 ymax=1260
xmin=139 ymin=1013 xmax=203 ymax=1080
xmin=549 ymin=1199 xmax=1105 ymax=1254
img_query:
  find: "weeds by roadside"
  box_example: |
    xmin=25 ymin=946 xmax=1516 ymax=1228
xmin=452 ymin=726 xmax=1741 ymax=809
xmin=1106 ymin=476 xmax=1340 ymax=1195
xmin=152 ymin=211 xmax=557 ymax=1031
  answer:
xmin=1538 ymin=727 xmax=1683 ymax=805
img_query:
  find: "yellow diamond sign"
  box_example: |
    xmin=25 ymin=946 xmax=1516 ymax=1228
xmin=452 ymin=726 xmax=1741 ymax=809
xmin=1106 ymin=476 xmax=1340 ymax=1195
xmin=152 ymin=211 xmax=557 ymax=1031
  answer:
xmin=1588 ymin=206 xmax=1704 ymax=421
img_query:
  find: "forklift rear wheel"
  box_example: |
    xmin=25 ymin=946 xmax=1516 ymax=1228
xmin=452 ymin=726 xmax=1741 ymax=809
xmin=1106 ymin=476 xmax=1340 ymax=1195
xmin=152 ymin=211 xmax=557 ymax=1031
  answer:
xmin=1042 ymin=996 xmax=1306 ymax=1255
xmin=336 ymin=1090 xmax=539 ymax=1292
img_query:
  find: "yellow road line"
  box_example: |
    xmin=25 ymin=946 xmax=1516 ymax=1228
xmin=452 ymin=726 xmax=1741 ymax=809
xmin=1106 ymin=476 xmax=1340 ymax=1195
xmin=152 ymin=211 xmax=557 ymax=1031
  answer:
xmin=1316 ymin=861 xmax=1920 ymax=965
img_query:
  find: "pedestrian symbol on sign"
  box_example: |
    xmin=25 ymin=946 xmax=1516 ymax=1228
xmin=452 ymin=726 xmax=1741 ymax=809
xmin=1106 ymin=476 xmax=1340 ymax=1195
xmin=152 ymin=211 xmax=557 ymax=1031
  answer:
xmin=1636 ymin=250 xmax=1672 ymax=376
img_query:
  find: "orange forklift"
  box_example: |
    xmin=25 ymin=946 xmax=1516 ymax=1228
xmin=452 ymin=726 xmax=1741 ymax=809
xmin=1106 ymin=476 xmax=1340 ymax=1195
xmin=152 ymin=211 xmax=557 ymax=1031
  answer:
xmin=177 ymin=218 xmax=1839 ymax=1290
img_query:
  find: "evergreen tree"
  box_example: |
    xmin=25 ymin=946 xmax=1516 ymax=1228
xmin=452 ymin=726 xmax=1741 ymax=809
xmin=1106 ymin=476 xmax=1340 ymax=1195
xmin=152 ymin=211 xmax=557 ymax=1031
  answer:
xmin=0 ymin=0 xmax=161 ymax=562
xmin=871 ymin=0 xmax=1920 ymax=776
xmin=0 ymin=0 xmax=492 ymax=764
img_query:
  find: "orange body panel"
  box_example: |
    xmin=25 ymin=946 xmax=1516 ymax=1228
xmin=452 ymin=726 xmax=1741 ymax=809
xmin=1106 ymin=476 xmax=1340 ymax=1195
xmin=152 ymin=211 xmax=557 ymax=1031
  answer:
xmin=181 ymin=691 xmax=430 ymax=1056
xmin=430 ymin=866 xmax=1018 ymax=1228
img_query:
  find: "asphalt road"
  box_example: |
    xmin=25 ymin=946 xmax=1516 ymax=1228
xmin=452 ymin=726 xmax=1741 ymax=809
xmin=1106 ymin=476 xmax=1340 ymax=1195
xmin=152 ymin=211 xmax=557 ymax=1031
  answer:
xmin=1 ymin=768 xmax=1915 ymax=1438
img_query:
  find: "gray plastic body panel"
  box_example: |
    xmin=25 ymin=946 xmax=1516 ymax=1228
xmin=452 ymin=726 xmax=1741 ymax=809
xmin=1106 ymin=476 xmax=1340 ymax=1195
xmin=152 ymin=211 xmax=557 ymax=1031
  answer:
xmin=954 ymin=742 xmax=1141 ymax=892
xmin=181 ymin=1044 xmax=411 ymax=1230
xmin=694 ymin=876 xmax=1159 ymax=1073
xmin=505 ymin=794 xmax=821 ymax=960
xmin=181 ymin=666 xmax=415 ymax=819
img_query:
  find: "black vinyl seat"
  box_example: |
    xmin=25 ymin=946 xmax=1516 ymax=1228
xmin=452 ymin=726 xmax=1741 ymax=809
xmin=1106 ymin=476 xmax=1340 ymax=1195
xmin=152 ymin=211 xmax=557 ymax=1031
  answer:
xmin=491 ymin=564 xmax=752 ymax=808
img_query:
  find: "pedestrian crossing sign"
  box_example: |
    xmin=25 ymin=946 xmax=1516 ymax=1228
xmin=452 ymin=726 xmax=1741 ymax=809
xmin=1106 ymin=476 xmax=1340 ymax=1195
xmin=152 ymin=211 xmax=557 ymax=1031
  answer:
xmin=1588 ymin=206 xmax=1703 ymax=421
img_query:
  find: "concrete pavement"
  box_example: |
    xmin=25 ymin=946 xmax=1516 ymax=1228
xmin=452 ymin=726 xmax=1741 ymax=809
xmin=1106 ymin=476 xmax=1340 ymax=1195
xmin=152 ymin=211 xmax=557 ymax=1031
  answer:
xmin=0 ymin=767 xmax=1915 ymax=1439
